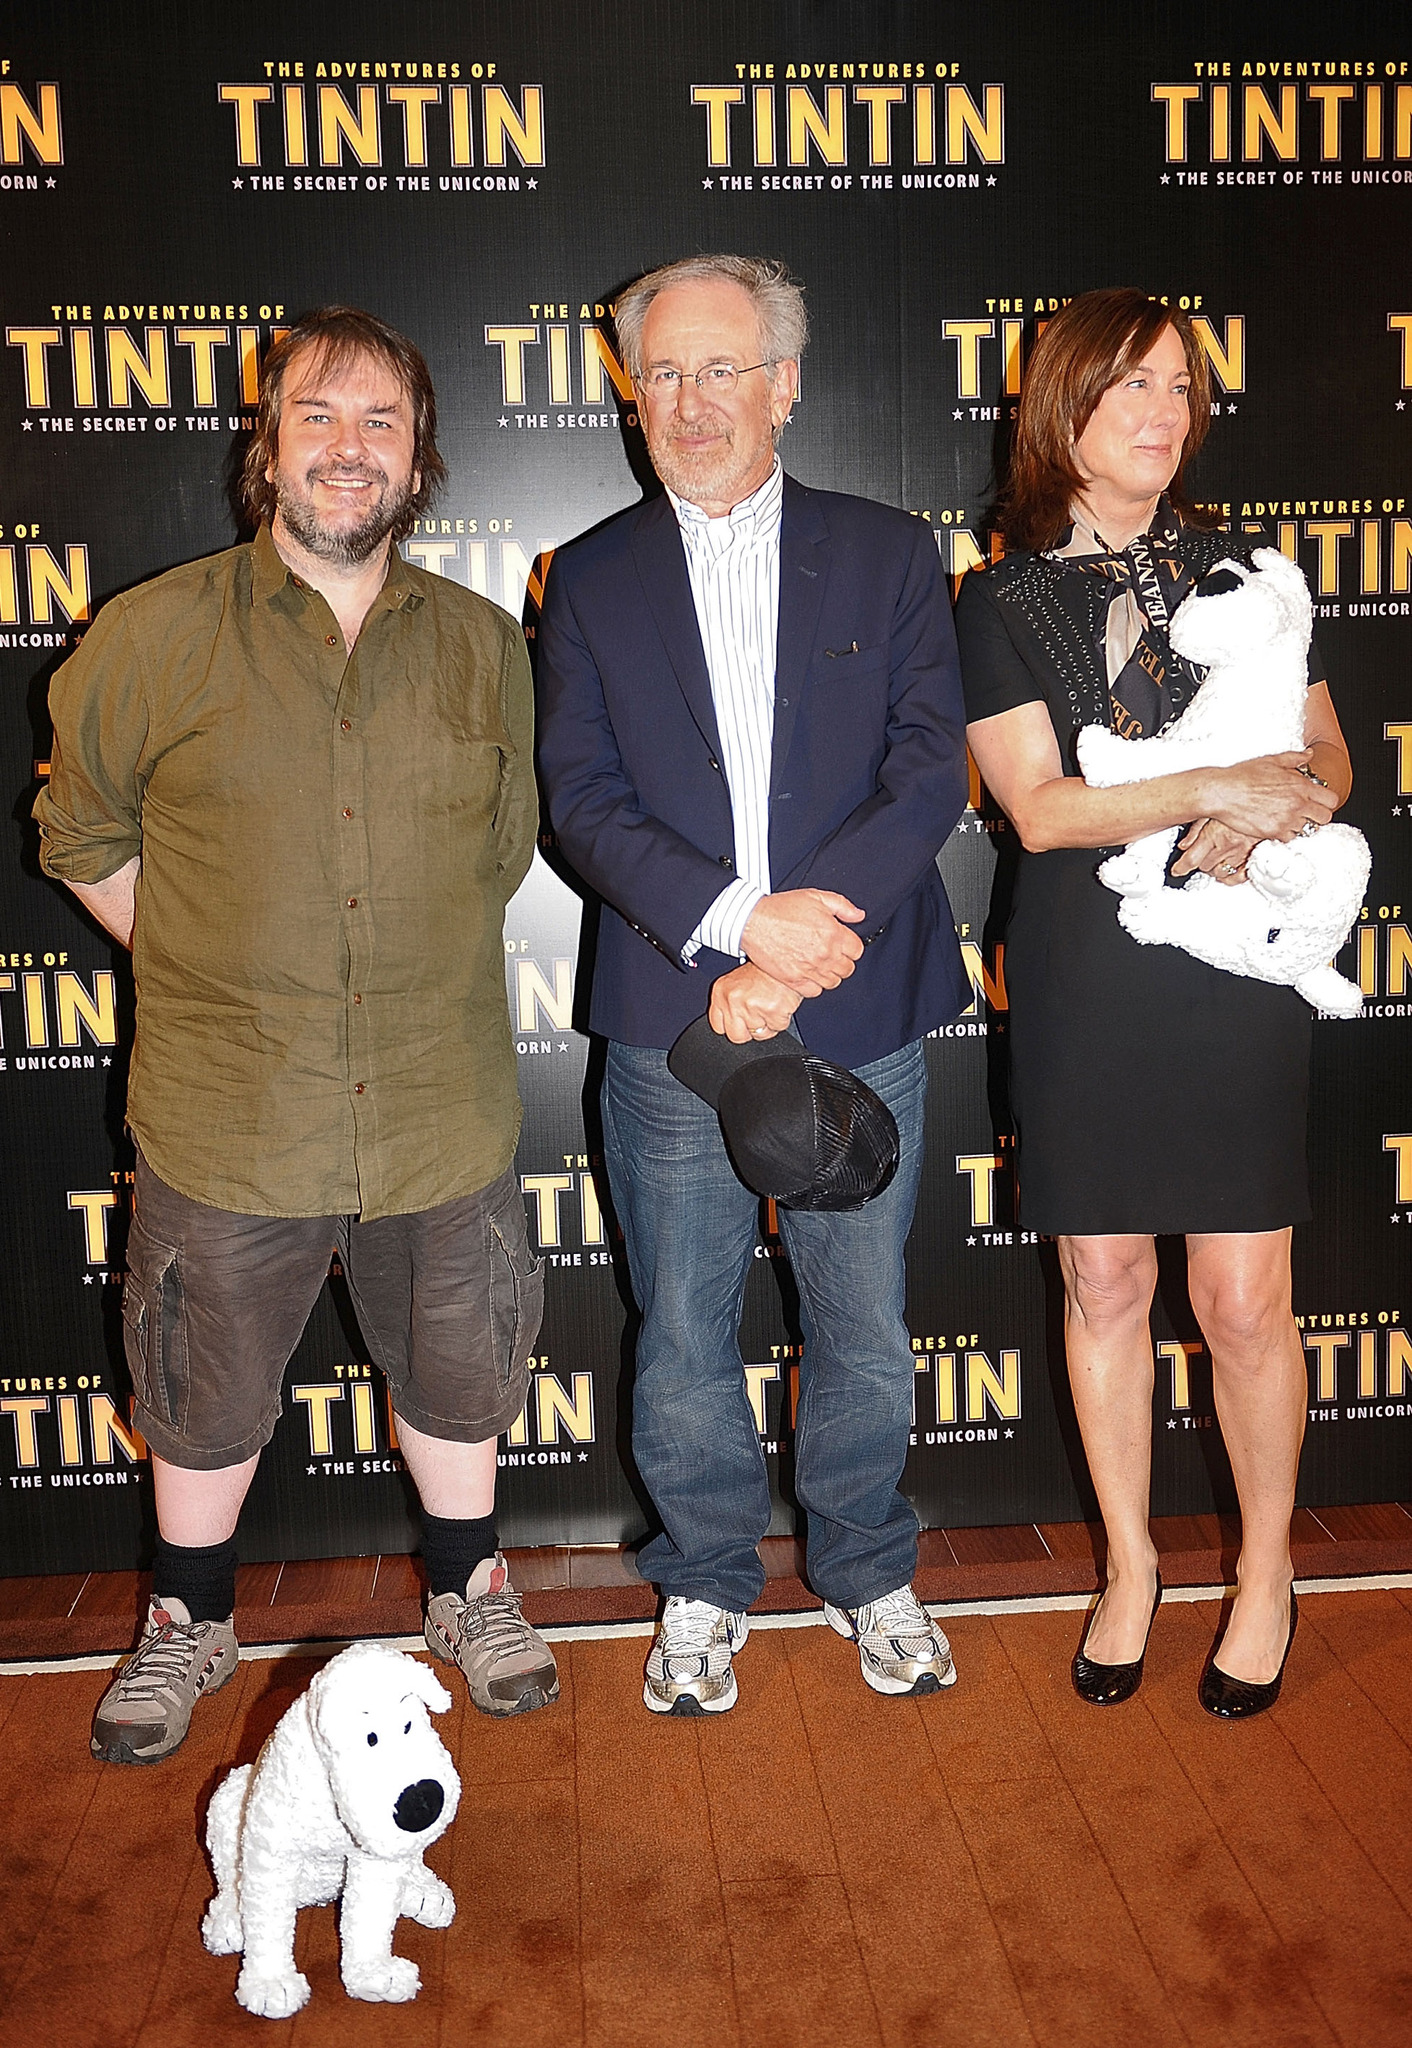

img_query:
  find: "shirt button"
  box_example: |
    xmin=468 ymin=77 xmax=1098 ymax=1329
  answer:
xmin=354 ymin=1083 xmax=365 ymax=1095
xmin=718 ymin=855 xmax=734 ymax=870
xmin=708 ymin=755 xmax=721 ymax=772
xmin=347 ymin=897 xmax=358 ymax=908
xmin=341 ymin=807 xmax=353 ymax=820
xmin=340 ymin=719 xmax=352 ymax=732
xmin=325 ymin=634 xmax=338 ymax=647
xmin=353 ymin=993 xmax=363 ymax=1004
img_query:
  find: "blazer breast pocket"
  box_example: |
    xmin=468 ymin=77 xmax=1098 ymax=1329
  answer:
xmin=814 ymin=640 xmax=888 ymax=681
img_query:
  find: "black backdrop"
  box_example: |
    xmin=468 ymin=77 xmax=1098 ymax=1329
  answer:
xmin=2 ymin=0 xmax=1409 ymax=1575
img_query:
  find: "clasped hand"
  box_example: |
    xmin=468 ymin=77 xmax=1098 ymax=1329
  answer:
xmin=740 ymin=888 xmax=865 ymax=998
xmin=1174 ymin=751 xmax=1336 ymax=883
xmin=709 ymin=963 xmax=801 ymax=1043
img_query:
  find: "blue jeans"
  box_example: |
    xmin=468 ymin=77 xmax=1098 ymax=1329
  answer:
xmin=601 ymin=1037 xmax=927 ymax=1613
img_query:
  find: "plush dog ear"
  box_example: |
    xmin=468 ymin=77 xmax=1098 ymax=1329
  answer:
xmin=402 ymin=1659 xmax=453 ymax=1716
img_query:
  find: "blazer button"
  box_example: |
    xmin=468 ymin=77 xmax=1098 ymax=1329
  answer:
xmin=718 ymin=854 xmax=734 ymax=870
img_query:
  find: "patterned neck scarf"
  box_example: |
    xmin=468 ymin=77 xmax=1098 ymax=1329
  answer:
xmin=1047 ymin=498 xmax=1202 ymax=738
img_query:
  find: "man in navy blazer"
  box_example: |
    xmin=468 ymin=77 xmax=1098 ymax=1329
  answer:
xmin=537 ymin=255 xmax=969 ymax=1716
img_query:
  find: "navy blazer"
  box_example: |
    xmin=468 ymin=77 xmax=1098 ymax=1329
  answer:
xmin=535 ymin=474 xmax=970 ymax=1066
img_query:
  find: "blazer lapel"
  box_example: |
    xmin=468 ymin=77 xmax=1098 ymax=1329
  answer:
xmin=629 ymin=493 xmax=722 ymax=755
xmin=771 ymin=478 xmax=829 ymax=794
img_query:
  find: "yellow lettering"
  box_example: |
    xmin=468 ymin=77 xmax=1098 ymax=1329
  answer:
xmin=966 ymin=1349 xmax=1021 ymax=1422
xmin=483 ymin=84 xmax=544 ymax=167
xmin=293 ymin=1383 xmax=344 ymax=1456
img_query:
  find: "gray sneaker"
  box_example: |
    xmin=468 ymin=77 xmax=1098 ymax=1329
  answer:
xmin=823 ymin=1583 xmax=958 ymax=1698
xmin=643 ymin=1597 xmax=749 ymax=1716
xmin=424 ymin=1552 xmax=559 ymax=1717
xmin=91 ymin=1594 xmax=239 ymax=1764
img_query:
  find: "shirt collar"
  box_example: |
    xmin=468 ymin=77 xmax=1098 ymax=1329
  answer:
xmin=666 ymin=457 xmax=784 ymax=544
xmin=249 ymin=522 xmax=421 ymax=612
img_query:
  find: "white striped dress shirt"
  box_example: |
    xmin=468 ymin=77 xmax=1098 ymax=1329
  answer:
xmin=667 ymin=458 xmax=783 ymax=961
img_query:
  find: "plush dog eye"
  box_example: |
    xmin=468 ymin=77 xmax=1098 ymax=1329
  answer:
xmin=404 ymin=1720 xmax=411 ymax=1734
xmin=367 ymin=1731 xmax=378 ymax=1746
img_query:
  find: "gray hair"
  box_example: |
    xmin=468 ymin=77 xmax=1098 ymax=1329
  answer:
xmin=614 ymin=254 xmax=808 ymax=381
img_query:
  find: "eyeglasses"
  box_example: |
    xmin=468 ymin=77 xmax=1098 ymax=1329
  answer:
xmin=638 ymin=360 xmax=775 ymax=398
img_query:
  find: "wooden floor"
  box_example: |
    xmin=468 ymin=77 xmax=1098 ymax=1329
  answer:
xmin=3 ymin=1503 xmax=1412 ymax=1661
xmin=2 ymin=1585 xmax=1410 ymax=2046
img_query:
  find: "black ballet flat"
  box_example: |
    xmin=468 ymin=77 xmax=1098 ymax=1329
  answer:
xmin=1199 ymin=1587 xmax=1299 ymax=1720
xmin=1071 ymin=1571 xmax=1163 ymax=1706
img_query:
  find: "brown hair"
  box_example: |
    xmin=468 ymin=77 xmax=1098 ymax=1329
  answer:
xmin=240 ymin=306 xmax=448 ymax=538
xmin=1000 ymin=289 xmax=1212 ymax=552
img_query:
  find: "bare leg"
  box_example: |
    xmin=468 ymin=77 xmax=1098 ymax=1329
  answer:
xmin=1058 ymin=1235 xmax=1162 ymax=1662
xmin=395 ymin=1421 xmax=498 ymax=1519
xmin=1186 ymin=1229 xmax=1304 ymax=1683
xmin=153 ymin=1453 xmax=260 ymax=1547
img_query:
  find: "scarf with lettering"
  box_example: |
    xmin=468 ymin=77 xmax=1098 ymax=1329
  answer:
xmin=1047 ymin=499 xmax=1203 ymax=738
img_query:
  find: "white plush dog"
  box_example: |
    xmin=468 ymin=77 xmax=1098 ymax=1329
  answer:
xmin=202 ymin=1641 xmax=460 ymax=2018
xmin=1075 ymin=546 xmax=1370 ymax=1016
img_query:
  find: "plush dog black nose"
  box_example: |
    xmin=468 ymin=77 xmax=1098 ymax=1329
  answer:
xmin=394 ymin=1779 xmax=445 ymax=1832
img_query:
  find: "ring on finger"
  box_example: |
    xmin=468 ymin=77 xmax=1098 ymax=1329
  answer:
xmin=1218 ymin=860 xmax=1238 ymax=875
xmin=1300 ymin=819 xmax=1318 ymax=838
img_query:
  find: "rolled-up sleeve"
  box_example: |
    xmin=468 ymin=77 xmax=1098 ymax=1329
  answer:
xmin=33 ymin=598 xmax=150 ymax=883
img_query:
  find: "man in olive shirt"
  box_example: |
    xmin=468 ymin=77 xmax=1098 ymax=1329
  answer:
xmin=36 ymin=307 xmax=558 ymax=1762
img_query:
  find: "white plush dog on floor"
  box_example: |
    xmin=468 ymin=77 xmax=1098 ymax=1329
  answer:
xmin=202 ymin=1641 xmax=460 ymax=2018
xmin=1075 ymin=546 xmax=1370 ymax=1016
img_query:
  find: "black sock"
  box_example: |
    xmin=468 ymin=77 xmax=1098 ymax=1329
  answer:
xmin=153 ymin=1535 xmax=238 ymax=1623
xmin=420 ymin=1510 xmax=498 ymax=1598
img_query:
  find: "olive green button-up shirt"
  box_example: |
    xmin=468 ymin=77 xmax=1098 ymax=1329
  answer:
xmin=35 ymin=524 xmax=536 ymax=1220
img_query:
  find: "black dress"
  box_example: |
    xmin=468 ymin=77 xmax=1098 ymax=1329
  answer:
xmin=954 ymin=534 xmax=1313 ymax=1237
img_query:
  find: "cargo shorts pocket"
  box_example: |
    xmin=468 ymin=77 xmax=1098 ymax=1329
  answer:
xmin=487 ymin=1184 xmax=545 ymax=1394
xmin=121 ymin=1218 xmax=188 ymax=1429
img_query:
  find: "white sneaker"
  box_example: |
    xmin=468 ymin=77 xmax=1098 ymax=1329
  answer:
xmin=823 ymin=1583 xmax=957 ymax=1697
xmin=643 ymin=1597 xmax=749 ymax=1716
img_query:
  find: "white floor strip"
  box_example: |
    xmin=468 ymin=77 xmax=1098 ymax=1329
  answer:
xmin=3 ymin=1571 xmax=1407 ymax=1677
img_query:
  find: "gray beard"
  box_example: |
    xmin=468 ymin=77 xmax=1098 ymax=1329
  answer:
xmin=274 ymin=469 xmax=415 ymax=566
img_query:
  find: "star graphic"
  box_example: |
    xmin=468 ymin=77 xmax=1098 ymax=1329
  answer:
xmin=307 ymin=1463 xmax=317 ymax=1475
xmin=952 ymin=408 xmax=963 ymax=420
xmin=578 ymin=1451 xmax=588 ymax=1462
xmin=22 ymin=419 xmax=32 ymax=430
xmin=558 ymin=1041 xmax=569 ymax=1051
xmin=703 ymin=177 xmax=714 ymax=189
xmin=232 ymin=177 xmax=243 ymax=189
xmin=1004 ymin=1428 xmax=1014 ymax=1439
xmin=46 ymin=177 xmax=56 ymax=188
xmin=101 ymin=1055 xmax=112 ymax=1067
xmin=1227 ymin=402 xmax=1238 ymax=414
xmin=527 ymin=178 xmax=538 ymax=189
xmin=83 ymin=1273 xmax=94 ymax=1285
xmin=967 ymin=1234 xmax=976 ymax=1246
xmin=1393 ymin=1213 xmax=1402 ymax=1223
xmin=1394 ymin=805 xmax=1403 ymax=816
xmin=1167 ymin=1418 xmax=1178 ymax=1428
xmin=1161 ymin=173 xmax=1170 ymax=184
xmin=986 ymin=175 xmax=997 ymax=187
xmin=1399 ymin=400 xmax=1407 ymax=412
xmin=499 ymin=416 xmax=509 ymax=428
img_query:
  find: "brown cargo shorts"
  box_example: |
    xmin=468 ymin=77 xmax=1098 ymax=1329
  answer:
xmin=121 ymin=1151 xmax=544 ymax=1470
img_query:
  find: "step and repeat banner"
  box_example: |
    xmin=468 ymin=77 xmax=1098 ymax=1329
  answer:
xmin=2 ymin=1 xmax=1410 ymax=1573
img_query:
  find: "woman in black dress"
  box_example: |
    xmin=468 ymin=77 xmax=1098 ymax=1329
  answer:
xmin=956 ymin=289 xmax=1353 ymax=1716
